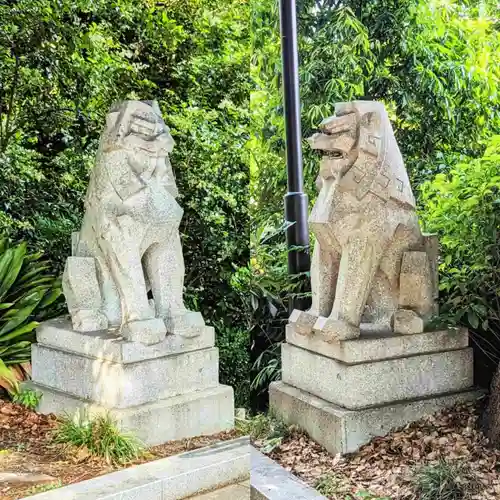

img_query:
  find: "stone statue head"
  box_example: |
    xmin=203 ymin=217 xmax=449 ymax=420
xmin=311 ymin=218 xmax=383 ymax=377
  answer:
xmin=308 ymin=101 xmax=387 ymax=184
xmin=102 ymin=100 xmax=174 ymax=156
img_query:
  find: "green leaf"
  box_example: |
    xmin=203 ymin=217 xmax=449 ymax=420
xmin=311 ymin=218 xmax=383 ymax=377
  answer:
xmin=0 ymin=243 xmax=27 ymax=301
xmin=0 ymin=301 xmax=41 ymax=336
xmin=467 ymin=310 xmax=479 ymax=330
xmin=0 ymin=321 xmax=40 ymax=343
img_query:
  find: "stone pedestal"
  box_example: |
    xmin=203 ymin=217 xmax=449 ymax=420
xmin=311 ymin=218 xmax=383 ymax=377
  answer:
xmin=270 ymin=324 xmax=479 ymax=455
xmin=30 ymin=318 xmax=234 ymax=446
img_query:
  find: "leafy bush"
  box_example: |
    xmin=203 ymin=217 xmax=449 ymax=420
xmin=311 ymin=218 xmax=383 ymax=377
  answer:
xmin=420 ymin=136 xmax=500 ymax=384
xmin=215 ymin=322 xmax=250 ymax=409
xmin=0 ymin=238 xmax=61 ymax=393
xmin=411 ymin=461 xmax=481 ymax=500
xmin=231 ymin=222 xmax=292 ymax=412
xmin=54 ymin=413 xmax=143 ymax=465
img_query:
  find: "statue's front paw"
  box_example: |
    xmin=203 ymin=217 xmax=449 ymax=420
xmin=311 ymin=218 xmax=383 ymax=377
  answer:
xmin=289 ymin=309 xmax=317 ymax=335
xmin=164 ymin=310 xmax=205 ymax=338
xmin=312 ymin=317 xmax=360 ymax=342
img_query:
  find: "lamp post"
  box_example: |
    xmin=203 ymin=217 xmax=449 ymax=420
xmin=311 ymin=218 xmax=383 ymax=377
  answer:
xmin=279 ymin=0 xmax=311 ymax=311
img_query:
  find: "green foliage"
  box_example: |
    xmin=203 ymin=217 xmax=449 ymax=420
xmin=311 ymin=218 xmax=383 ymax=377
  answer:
xmin=314 ymin=474 xmax=392 ymax=499
xmin=411 ymin=461 xmax=481 ymax=500
xmin=26 ymin=481 xmax=63 ymax=495
xmin=215 ymin=323 xmax=250 ymax=408
xmin=54 ymin=413 xmax=143 ymax=465
xmin=231 ymin=222 xmax=293 ymax=409
xmin=353 ymin=493 xmax=391 ymax=500
xmin=242 ymin=412 xmax=291 ymax=453
xmin=0 ymin=238 xmax=61 ymax=368
xmin=315 ymin=473 xmax=346 ymax=497
xmin=12 ymin=387 xmax=42 ymax=410
xmin=420 ymin=136 xmax=500 ymax=370
xmin=0 ymin=0 xmax=250 ymax=328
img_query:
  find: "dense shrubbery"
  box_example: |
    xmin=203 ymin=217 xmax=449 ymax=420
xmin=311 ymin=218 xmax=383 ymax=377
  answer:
xmin=215 ymin=322 xmax=250 ymax=408
xmin=421 ymin=136 xmax=500 ymax=385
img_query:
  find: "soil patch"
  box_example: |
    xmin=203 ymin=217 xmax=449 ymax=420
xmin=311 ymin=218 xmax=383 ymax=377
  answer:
xmin=259 ymin=401 xmax=500 ymax=499
xmin=0 ymin=399 xmax=241 ymax=499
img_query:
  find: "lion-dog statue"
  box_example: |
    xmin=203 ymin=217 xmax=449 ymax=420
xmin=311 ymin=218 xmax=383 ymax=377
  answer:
xmin=290 ymin=101 xmax=438 ymax=341
xmin=62 ymin=100 xmax=205 ymax=344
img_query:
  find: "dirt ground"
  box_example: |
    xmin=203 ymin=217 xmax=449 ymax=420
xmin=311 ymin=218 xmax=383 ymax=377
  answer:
xmin=0 ymin=399 xmax=240 ymax=499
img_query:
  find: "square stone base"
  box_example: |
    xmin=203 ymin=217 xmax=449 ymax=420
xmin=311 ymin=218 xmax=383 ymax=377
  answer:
xmin=270 ymin=381 xmax=481 ymax=455
xmin=282 ymin=343 xmax=473 ymax=409
xmin=30 ymin=382 xmax=235 ymax=446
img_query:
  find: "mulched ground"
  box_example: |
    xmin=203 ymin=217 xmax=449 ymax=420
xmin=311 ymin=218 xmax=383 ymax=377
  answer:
xmin=0 ymin=399 xmax=241 ymax=499
xmin=258 ymin=400 xmax=500 ymax=499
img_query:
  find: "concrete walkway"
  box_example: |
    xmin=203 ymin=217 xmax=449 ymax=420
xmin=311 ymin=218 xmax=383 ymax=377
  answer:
xmin=190 ymin=480 xmax=250 ymax=499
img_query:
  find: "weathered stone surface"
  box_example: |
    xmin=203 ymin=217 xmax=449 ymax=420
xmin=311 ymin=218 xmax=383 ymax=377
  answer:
xmin=393 ymin=309 xmax=424 ymax=335
xmin=288 ymin=309 xmax=317 ymax=336
xmin=32 ymin=344 xmax=219 ymax=408
xmin=36 ymin=317 xmax=215 ymax=363
xmin=281 ymin=343 xmax=473 ymax=409
xmin=292 ymin=101 xmax=438 ymax=338
xmin=31 ymin=382 xmax=235 ymax=447
xmin=270 ymin=381 xmax=481 ymax=455
xmin=286 ymin=324 xmax=469 ymax=363
xmin=24 ymin=436 xmax=249 ymax=500
xmin=62 ymin=99 xmax=205 ymax=343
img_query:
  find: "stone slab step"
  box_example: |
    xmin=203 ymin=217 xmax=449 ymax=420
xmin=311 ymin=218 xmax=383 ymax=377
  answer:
xmin=30 ymin=382 xmax=234 ymax=447
xmin=286 ymin=324 xmax=469 ymax=364
xmin=282 ymin=343 xmax=473 ymax=410
xmin=37 ymin=317 xmax=215 ymax=363
xmin=250 ymin=447 xmax=326 ymax=499
xmin=24 ymin=436 xmax=249 ymax=500
xmin=32 ymin=344 xmax=219 ymax=408
xmin=270 ymin=381 xmax=481 ymax=455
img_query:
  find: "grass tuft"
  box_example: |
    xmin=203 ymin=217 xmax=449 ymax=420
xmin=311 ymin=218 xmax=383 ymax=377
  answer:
xmin=412 ymin=460 xmax=481 ymax=500
xmin=53 ymin=413 xmax=143 ymax=465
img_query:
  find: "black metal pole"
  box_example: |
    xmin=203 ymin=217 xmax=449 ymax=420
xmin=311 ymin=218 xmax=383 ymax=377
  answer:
xmin=279 ymin=0 xmax=311 ymax=311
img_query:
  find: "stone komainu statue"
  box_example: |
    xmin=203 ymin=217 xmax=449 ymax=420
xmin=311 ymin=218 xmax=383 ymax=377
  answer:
xmin=291 ymin=101 xmax=438 ymax=340
xmin=63 ymin=100 xmax=205 ymax=344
